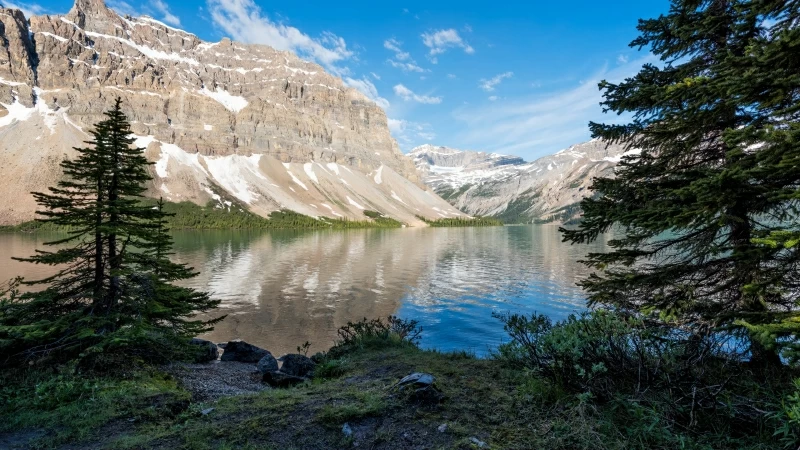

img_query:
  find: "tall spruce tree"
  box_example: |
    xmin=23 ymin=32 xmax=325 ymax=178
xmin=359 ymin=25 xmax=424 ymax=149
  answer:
xmin=561 ymin=0 xmax=800 ymax=364
xmin=0 ymin=99 xmax=220 ymax=365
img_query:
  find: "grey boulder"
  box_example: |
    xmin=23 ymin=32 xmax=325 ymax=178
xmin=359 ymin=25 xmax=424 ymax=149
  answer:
xmin=189 ymin=338 xmax=219 ymax=363
xmin=279 ymin=354 xmax=316 ymax=378
xmin=257 ymin=353 xmax=279 ymax=374
xmin=220 ymin=340 xmax=270 ymax=363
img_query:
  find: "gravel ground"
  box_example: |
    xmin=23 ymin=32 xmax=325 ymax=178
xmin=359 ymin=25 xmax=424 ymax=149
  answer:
xmin=165 ymin=361 xmax=270 ymax=401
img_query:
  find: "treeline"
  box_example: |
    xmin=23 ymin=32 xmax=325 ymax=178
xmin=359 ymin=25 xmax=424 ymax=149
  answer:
xmin=1 ymin=202 xmax=406 ymax=232
xmin=159 ymin=202 xmax=404 ymax=230
xmin=417 ymin=215 xmax=503 ymax=227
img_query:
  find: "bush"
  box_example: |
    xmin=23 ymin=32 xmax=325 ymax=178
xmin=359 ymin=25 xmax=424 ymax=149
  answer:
xmin=326 ymin=316 xmax=422 ymax=359
xmin=495 ymin=310 xmax=787 ymax=438
xmin=773 ymin=378 xmax=800 ymax=448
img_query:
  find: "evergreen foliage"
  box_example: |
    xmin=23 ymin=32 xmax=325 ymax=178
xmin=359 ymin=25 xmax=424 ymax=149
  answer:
xmin=561 ymin=1 xmax=800 ymax=364
xmin=152 ymin=201 xmax=404 ymax=230
xmin=416 ymin=215 xmax=503 ymax=227
xmin=0 ymin=99 xmax=221 ymax=366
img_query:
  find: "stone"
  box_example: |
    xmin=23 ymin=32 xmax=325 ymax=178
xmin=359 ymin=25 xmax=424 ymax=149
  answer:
xmin=256 ymin=353 xmax=279 ymax=374
xmin=342 ymin=423 xmax=353 ymax=437
xmin=220 ymin=340 xmax=270 ymax=363
xmin=469 ymin=437 xmax=487 ymax=448
xmin=437 ymin=423 xmax=447 ymax=433
xmin=279 ymin=354 xmax=316 ymax=378
xmin=189 ymin=338 xmax=219 ymax=363
xmin=200 ymin=408 xmax=214 ymax=416
xmin=262 ymin=370 xmax=306 ymax=388
xmin=396 ymin=372 xmax=435 ymax=388
xmin=394 ymin=372 xmax=444 ymax=405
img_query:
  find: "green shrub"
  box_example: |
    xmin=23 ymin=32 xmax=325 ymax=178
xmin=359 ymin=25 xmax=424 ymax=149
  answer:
xmin=773 ymin=378 xmax=800 ymax=448
xmin=494 ymin=310 xmax=787 ymax=440
xmin=327 ymin=316 xmax=422 ymax=359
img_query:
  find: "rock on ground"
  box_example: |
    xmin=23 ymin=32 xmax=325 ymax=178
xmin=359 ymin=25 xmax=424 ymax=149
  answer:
xmin=220 ymin=340 xmax=270 ymax=363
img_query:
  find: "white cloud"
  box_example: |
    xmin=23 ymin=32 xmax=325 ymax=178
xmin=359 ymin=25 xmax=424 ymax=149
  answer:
xmin=1 ymin=0 xmax=47 ymax=16
xmin=150 ymin=0 xmax=180 ymax=26
xmin=388 ymin=59 xmax=426 ymax=73
xmin=452 ymin=55 xmax=657 ymax=160
xmin=617 ymin=54 xmax=629 ymax=64
xmin=388 ymin=118 xmax=436 ymax=150
xmin=421 ymin=29 xmax=474 ymax=62
xmin=393 ymin=84 xmax=442 ymax=104
xmin=488 ymin=96 xmax=498 ymax=102
xmin=106 ymin=0 xmax=138 ymax=16
xmin=384 ymin=38 xmax=402 ymax=53
xmin=370 ymin=72 xmax=381 ymax=80
xmin=344 ymin=77 xmax=390 ymax=109
xmin=479 ymin=71 xmax=513 ymax=92
xmin=207 ymin=0 xmax=354 ymax=75
xmin=106 ymin=0 xmax=179 ymax=26
xmin=384 ymin=38 xmax=426 ymax=72
xmin=447 ymin=74 xmax=457 ymax=79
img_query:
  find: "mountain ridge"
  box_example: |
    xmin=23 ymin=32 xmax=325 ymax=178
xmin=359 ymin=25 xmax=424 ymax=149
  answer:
xmin=0 ymin=0 xmax=467 ymax=226
xmin=409 ymin=140 xmax=632 ymax=223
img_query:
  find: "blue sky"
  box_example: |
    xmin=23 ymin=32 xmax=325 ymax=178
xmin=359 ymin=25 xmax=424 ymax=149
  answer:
xmin=5 ymin=0 xmax=670 ymax=161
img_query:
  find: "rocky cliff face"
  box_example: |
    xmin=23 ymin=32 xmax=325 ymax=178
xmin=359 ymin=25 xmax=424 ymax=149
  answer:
xmin=409 ymin=140 xmax=633 ymax=223
xmin=0 ymin=0 xmax=465 ymax=225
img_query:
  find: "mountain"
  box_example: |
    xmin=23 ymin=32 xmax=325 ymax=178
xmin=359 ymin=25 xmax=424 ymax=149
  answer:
xmin=0 ymin=0 xmax=466 ymax=226
xmin=409 ymin=140 xmax=632 ymax=223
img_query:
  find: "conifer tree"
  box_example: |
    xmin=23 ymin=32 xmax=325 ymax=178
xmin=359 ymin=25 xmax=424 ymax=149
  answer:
xmin=0 ymin=99 xmax=220 ymax=364
xmin=561 ymin=0 xmax=800 ymax=364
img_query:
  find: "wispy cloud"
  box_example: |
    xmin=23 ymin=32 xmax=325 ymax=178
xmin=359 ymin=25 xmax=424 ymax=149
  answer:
xmin=479 ymin=71 xmax=513 ymax=92
xmin=388 ymin=118 xmax=436 ymax=150
xmin=150 ymin=0 xmax=180 ymax=26
xmin=106 ymin=0 xmax=138 ymax=16
xmin=105 ymin=0 xmax=181 ymax=26
xmin=388 ymin=59 xmax=426 ymax=73
xmin=344 ymin=77 xmax=390 ymax=109
xmin=1 ymin=0 xmax=47 ymax=17
xmin=452 ymin=55 xmax=657 ymax=160
xmin=383 ymin=38 xmax=410 ymax=60
xmin=393 ymin=84 xmax=442 ymax=104
xmin=488 ymin=96 xmax=498 ymax=102
xmin=206 ymin=0 xmax=354 ymax=76
xmin=421 ymin=29 xmax=474 ymax=63
xmin=383 ymin=38 xmax=427 ymax=73
xmin=370 ymin=72 xmax=381 ymax=80
xmin=617 ymin=54 xmax=629 ymax=64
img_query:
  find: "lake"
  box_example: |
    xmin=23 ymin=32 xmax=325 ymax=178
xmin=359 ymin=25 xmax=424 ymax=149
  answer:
xmin=0 ymin=226 xmax=610 ymax=356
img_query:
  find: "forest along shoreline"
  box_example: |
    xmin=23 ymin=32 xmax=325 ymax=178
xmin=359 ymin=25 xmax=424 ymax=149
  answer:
xmin=0 ymin=202 xmax=503 ymax=233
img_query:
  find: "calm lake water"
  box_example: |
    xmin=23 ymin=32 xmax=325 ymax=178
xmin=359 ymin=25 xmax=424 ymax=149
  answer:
xmin=0 ymin=226 xmax=610 ymax=356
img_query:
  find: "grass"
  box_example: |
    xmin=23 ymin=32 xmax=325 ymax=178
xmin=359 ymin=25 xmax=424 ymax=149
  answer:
xmin=0 ymin=366 xmax=190 ymax=449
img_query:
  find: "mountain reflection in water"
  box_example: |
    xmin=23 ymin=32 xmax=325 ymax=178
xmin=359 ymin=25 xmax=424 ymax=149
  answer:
xmin=0 ymin=225 xmax=610 ymax=356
